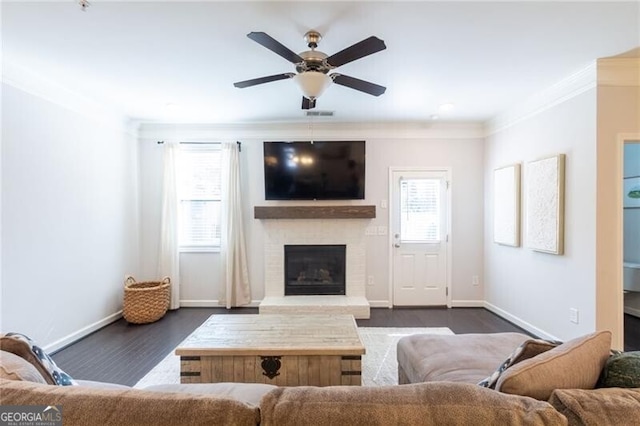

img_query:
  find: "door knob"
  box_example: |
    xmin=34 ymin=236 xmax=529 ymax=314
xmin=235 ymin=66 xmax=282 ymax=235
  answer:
xmin=394 ymin=243 xmax=401 ymax=248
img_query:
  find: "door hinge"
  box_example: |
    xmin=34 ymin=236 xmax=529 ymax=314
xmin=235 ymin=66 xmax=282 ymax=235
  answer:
xmin=446 ymin=287 xmax=448 ymax=296
xmin=446 ymin=180 xmax=450 ymax=189
xmin=446 ymin=234 xmax=449 ymax=242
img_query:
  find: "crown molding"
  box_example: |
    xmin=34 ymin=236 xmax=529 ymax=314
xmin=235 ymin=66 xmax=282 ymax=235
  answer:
xmin=597 ymin=57 xmax=640 ymax=87
xmin=2 ymin=60 xmax=131 ymax=132
xmin=485 ymin=62 xmax=597 ymax=136
xmin=136 ymin=120 xmax=485 ymax=141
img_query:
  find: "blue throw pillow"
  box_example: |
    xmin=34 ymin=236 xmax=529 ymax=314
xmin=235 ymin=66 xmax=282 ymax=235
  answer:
xmin=2 ymin=332 xmax=77 ymax=386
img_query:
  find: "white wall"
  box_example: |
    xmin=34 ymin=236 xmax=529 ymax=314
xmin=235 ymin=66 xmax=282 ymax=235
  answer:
xmin=138 ymin=123 xmax=485 ymax=308
xmin=1 ymin=83 xmax=139 ymax=350
xmin=484 ymin=74 xmax=598 ymax=341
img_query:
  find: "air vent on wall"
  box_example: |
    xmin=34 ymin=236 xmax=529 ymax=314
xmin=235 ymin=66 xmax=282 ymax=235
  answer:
xmin=305 ymin=110 xmax=334 ymax=117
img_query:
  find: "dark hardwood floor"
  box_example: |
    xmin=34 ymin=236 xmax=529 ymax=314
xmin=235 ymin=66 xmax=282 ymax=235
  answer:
xmin=50 ymin=307 xmax=640 ymax=387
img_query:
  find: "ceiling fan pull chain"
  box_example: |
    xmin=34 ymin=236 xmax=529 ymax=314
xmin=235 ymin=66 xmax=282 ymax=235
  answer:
xmin=309 ymin=116 xmax=315 ymax=143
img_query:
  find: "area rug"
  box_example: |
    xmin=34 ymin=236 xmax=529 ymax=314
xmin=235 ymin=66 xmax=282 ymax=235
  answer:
xmin=134 ymin=327 xmax=453 ymax=388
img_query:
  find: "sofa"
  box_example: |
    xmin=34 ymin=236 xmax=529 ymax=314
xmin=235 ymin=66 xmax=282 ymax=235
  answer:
xmin=2 ymin=331 xmax=640 ymax=425
xmin=397 ymin=330 xmax=640 ymax=425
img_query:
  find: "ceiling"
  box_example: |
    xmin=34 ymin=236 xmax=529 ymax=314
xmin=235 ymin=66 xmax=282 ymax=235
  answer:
xmin=2 ymin=1 xmax=639 ymax=124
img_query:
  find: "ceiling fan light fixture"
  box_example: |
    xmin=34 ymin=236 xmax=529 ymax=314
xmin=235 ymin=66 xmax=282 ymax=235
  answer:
xmin=294 ymin=71 xmax=332 ymax=99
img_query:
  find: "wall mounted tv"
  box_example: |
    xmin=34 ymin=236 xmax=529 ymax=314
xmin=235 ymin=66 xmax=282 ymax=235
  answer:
xmin=264 ymin=141 xmax=365 ymax=200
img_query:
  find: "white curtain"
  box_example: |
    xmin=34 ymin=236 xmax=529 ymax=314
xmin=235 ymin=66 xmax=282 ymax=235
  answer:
xmin=157 ymin=142 xmax=181 ymax=310
xmin=219 ymin=142 xmax=251 ymax=308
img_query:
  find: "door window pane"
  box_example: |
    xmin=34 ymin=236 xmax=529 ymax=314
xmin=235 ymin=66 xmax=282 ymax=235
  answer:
xmin=400 ymin=178 xmax=440 ymax=242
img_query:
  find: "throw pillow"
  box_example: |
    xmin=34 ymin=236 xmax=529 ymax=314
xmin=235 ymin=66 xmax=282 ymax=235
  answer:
xmin=0 ymin=350 xmax=48 ymax=383
xmin=478 ymin=338 xmax=560 ymax=388
xmin=0 ymin=333 xmax=77 ymax=386
xmin=597 ymin=351 xmax=640 ymax=388
xmin=495 ymin=331 xmax=612 ymax=400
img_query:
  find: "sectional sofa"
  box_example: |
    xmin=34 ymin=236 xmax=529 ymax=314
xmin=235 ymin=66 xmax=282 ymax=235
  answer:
xmin=1 ymin=330 xmax=639 ymax=425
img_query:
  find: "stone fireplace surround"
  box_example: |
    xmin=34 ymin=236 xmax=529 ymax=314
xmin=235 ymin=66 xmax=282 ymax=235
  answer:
xmin=258 ymin=216 xmax=371 ymax=319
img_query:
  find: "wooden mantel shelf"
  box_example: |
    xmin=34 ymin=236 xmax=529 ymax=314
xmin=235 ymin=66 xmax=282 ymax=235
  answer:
xmin=254 ymin=205 xmax=376 ymax=219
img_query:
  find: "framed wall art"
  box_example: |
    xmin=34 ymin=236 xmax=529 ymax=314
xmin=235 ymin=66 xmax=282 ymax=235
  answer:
xmin=525 ymin=154 xmax=565 ymax=255
xmin=493 ymin=164 xmax=521 ymax=247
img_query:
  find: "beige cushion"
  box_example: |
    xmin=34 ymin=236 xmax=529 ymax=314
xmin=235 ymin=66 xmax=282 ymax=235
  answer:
xmin=549 ymin=387 xmax=640 ymax=425
xmin=75 ymin=380 xmax=132 ymax=390
xmin=0 ymin=335 xmax=55 ymax=384
xmin=143 ymin=383 xmax=277 ymax=407
xmin=259 ymin=382 xmax=566 ymax=426
xmin=496 ymin=331 xmax=612 ymax=400
xmin=397 ymin=332 xmax=530 ymax=384
xmin=0 ymin=378 xmax=260 ymax=426
xmin=0 ymin=351 xmax=47 ymax=383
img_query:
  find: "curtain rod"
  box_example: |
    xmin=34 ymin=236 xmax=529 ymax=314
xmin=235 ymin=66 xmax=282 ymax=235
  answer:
xmin=156 ymin=141 xmax=241 ymax=151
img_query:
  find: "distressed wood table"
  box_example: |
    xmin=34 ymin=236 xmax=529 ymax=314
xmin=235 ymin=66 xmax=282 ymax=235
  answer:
xmin=176 ymin=314 xmax=365 ymax=386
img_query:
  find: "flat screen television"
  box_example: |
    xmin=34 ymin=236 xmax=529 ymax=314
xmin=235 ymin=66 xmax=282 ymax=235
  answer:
xmin=264 ymin=141 xmax=365 ymax=200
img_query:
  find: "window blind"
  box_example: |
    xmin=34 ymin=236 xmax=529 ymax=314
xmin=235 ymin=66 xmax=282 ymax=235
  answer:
xmin=400 ymin=178 xmax=441 ymax=242
xmin=178 ymin=145 xmax=222 ymax=248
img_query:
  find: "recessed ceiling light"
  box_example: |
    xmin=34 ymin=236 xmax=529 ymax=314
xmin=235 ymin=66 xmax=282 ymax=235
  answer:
xmin=438 ymin=103 xmax=455 ymax=112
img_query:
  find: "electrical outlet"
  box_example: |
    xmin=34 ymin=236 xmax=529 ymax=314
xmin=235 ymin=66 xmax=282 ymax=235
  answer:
xmin=365 ymin=226 xmax=377 ymax=236
xmin=380 ymin=199 xmax=388 ymax=209
xmin=377 ymin=226 xmax=388 ymax=235
xmin=368 ymin=276 xmax=374 ymax=286
xmin=472 ymin=275 xmax=479 ymax=286
xmin=569 ymin=308 xmax=579 ymax=324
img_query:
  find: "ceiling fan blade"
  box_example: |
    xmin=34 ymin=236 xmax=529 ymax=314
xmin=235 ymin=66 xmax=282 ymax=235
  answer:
xmin=234 ymin=73 xmax=294 ymax=88
xmin=247 ymin=32 xmax=304 ymax=64
xmin=301 ymin=96 xmax=316 ymax=110
xmin=331 ymin=74 xmax=386 ymax=96
xmin=326 ymin=36 xmax=386 ymax=68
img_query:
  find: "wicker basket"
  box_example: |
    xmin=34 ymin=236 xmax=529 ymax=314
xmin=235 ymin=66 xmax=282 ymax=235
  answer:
xmin=123 ymin=276 xmax=171 ymax=324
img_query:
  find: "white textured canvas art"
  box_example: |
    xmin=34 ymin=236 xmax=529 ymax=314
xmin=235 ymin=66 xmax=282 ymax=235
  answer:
xmin=493 ymin=164 xmax=520 ymax=247
xmin=525 ymin=154 xmax=565 ymax=255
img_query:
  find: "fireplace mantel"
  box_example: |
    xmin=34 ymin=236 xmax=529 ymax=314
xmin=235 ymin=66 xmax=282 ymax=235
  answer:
xmin=254 ymin=205 xmax=376 ymax=219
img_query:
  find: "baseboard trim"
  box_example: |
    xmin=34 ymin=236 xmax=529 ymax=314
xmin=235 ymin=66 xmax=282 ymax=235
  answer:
xmin=45 ymin=311 xmax=123 ymax=353
xmin=451 ymin=300 xmax=485 ymax=308
xmin=484 ymin=302 xmax=559 ymax=341
xmin=179 ymin=300 xmax=261 ymax=308
xmin=368 ymin=300 xmax=392 ymax=308
xmin=624 ymin=306 xmax=640 ymax=318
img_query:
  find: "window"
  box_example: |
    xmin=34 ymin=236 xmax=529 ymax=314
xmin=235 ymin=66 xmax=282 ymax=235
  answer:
xmin=400 ymin=178 xmax=441 ymax=242
xmin=178 ymin=144 xmax=222 ymax=250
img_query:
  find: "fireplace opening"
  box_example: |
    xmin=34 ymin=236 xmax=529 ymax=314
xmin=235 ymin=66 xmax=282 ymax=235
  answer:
xmin=284 ymin=245 xmax=346 ymax=296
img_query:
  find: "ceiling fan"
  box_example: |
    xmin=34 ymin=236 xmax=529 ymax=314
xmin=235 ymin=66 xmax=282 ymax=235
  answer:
xmin=233 ymin=31 xmax=387 ymax=110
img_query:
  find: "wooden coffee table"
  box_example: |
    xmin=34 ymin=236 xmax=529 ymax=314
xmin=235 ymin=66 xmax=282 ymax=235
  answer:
xmin=176 ymin=314 xmax=365 ymax=386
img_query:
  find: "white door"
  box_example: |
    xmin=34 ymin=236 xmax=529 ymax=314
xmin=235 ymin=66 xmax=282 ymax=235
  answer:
xmin=391 ymin=170 xmax=449 ymax=306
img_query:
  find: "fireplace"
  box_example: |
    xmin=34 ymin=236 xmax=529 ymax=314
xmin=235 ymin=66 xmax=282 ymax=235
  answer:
xmin=284 ymin=245 xmax=346 ymax=296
